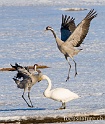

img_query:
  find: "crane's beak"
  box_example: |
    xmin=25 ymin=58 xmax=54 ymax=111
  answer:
xmin=44 ymin=29 xmax=47 ymax=32
xmin=44 ymin=27 xmax=48 ymax=32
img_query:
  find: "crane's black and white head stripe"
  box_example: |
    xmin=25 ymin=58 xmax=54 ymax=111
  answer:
xmin=46 ymin=26 xmax=53 ymax=31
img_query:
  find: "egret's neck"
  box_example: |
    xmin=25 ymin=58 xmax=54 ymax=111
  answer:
xmin=42 ymin=75 xmax=52 ymax=98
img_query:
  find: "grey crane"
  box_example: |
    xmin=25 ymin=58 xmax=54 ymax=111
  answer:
xmin=11 ymin=63 xmax=42 ymax=107
xmin=45 ymin=9 xmax=97 ymax=81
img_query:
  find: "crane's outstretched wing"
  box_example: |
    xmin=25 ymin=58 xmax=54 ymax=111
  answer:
xmin=61 ymin=14 xmax=76 ymax=42
xmin=65 ymin=9 xmax=97 ymax=47
xmin=10 ymin=63 xmax=23 ymax=70
xmin=11 ymin=63 xmax=31 ymax=79
xmin=15 ymin=71 xmax=29 ymax=79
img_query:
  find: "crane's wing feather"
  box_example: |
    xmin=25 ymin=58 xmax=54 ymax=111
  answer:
xmin=11 ymin=63 xmax=31 ymax=79
xmin=61 ymin=14 xmax=76 ymax=42
xmin=17 ymin=67 xmax=31 ymax=79
xmin=65 ymin=9 xmax=97 ymax=47
xmin=16 ymin=71 xmax=29 ymax=79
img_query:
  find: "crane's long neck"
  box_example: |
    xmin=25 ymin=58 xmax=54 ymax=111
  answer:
xmin=50 ymin=29 xmax=57 ymax=38
xmin=50 ymin=29 xmax=64 ymax=48
xmin=42 ymin=75 xmax=52 ymax=98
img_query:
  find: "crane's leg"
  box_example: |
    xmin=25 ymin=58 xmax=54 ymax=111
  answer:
xmin=22 ymin=91 xmax=32 ymax=107
xmin=65 ymin=57 xmax=71 ymax=82
xmin=73 ymin=59 xmax=78 ymax=77
xmin=28 ymin=92 xmax=33 ymax=107
xmin=59 ymin=102 xmax=66 ymax=109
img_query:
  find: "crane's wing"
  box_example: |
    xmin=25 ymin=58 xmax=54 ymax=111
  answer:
xmin=11 ymin=63 xmax=31 ymax=79
xmin=10 ymin=63 xmax=23 ymax=70
xmin=61 ymin=14 xmax=76 ymax=42
xmin=16 ymin=71 xmax=29 ymax=79
xmin=65 ymin=9 xmax=97 ymax=47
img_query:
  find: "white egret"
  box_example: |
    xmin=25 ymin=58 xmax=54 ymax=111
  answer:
xmin=40 ymin=74 xmax=79 ymax=109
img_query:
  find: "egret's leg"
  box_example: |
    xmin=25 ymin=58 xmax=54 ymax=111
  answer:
xmin=59 ymin=102 xmax=66 ymax=109
xmin=28 ymin=92 xmax=33 ymax=108
xmin=66 ymin=57 xmax=71 ymax=82
xmin=22 ymin=91 xmax=31 ymax=107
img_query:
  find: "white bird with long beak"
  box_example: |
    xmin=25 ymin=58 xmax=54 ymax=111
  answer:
xmin=40 ymin=74 xmax=79 ymax=109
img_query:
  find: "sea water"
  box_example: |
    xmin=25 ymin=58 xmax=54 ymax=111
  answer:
xmin=0 ymin=0 xmax=105 ymax=124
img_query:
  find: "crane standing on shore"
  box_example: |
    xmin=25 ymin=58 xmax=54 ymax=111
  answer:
xmin=12 ymin=63 xmax=42 ymax=107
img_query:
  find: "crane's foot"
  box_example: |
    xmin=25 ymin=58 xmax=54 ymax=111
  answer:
xmin=75 ymin=72 xmax=78 ymax=77
xmin=28 ymin=104 xmax=34 ymax=108
xmin=66 ymin=76 xmax=70 ymax=82
xmin=28 ymin=104 xmax=32 ymax=107
xmin=31 ymin=105 xmax=34 ymax=108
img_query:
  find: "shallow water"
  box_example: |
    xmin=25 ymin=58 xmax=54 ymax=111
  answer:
xmin=0 ymin=1 xmax=105 ymax=123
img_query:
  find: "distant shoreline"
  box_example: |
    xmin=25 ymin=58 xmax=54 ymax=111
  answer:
xmin=0 ymin=112 xmax=105 ymax=123
xmin=60 ymin=8 xmax=87 ymax=11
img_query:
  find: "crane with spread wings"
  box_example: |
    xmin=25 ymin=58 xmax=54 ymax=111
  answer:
xmin=45 ymin=9 xmax=97 ymax=81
